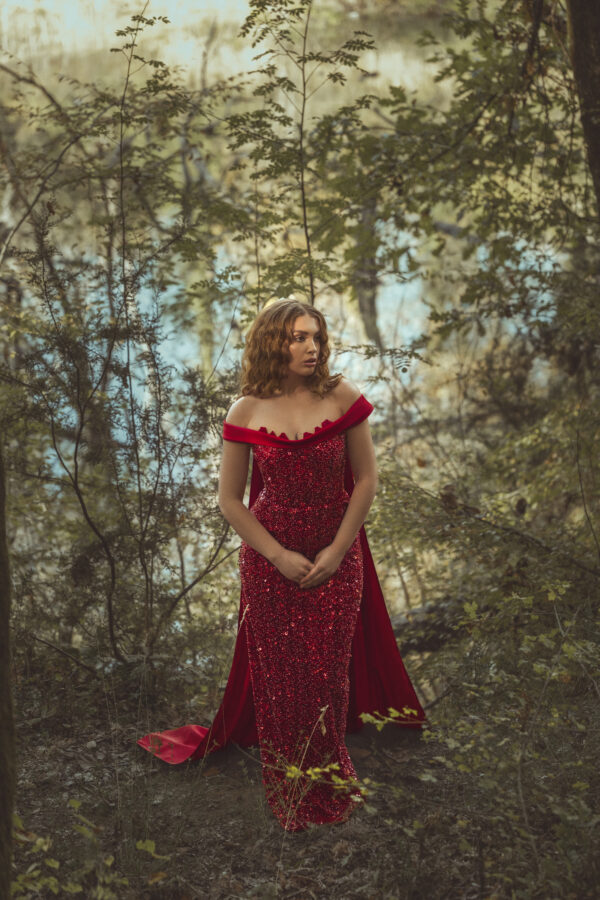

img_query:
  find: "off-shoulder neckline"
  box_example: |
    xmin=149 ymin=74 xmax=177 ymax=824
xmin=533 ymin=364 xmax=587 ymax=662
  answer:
xmin=234 ymin=393 xmax=365 ymax=442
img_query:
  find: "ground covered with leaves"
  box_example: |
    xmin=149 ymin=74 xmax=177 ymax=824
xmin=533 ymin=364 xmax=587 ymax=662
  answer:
xmin=11 ymin=586 xmax=600 ymax=900
xmin=12 ymin=648 xmax=458 ymax=899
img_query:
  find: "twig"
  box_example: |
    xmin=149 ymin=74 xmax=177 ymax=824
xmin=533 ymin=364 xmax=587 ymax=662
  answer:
xmin=298 ymin=1 xmax=315 ymax=304
xmin=31 ymin=633 xmax=99 ymax=678
xmin=146 ymin=525 xmax=236 ymax=649
xmin=515 ymin=747 xmax=540 ymax=875
xmin=404 ymin=475 xmax=600 ymax=580
xmin=423 ymin=682 xmax=454 ymax=711
xmin=575 ymin=425 xmax=600 ymax=564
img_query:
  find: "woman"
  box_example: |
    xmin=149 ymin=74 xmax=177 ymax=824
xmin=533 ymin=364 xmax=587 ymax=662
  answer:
xmin=138 ymin=298 xmax=425 ymax=832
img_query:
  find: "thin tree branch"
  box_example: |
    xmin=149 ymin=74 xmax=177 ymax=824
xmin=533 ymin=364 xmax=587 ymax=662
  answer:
xmin=575 ymin=425 xmax=600 ymax=563
xmin=31 ymin=634 xmax=100 ymax=678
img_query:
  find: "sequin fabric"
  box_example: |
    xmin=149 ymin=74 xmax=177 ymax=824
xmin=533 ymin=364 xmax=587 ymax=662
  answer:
xmin=239 ymin=427 xmax=364 ymax=831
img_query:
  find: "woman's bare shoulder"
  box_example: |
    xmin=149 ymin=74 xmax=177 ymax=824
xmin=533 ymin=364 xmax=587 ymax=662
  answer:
xmin=225 ymin=395 xmax=258 ymax=428
xmin=329 ymin=376 xmax=362 ymax=413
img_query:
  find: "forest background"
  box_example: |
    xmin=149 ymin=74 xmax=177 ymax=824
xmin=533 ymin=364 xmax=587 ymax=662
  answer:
xmin=1 ymin=0 xmax=599 ymax=897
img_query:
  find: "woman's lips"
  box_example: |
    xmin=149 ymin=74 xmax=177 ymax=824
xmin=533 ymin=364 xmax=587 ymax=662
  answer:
xmin=304 ymin=360 xmax=317 ymax=365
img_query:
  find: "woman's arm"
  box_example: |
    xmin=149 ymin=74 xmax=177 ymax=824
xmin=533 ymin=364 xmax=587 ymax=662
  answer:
xmin=218 ymin=438 xmax=286 ymax=566
xmin=330 ymin=416 xmax=378 ymax=555
xmin=218 ymin=401 xmax=313 ymax=584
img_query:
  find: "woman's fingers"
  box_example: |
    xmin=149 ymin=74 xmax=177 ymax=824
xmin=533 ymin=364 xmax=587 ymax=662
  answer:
xmin=300 ymin=564 xmax=318 ymax=581
xmin=299 ymin=564 xmax=326 ymax=588
xmin=300 ymin=564 xmax=314 ymax=584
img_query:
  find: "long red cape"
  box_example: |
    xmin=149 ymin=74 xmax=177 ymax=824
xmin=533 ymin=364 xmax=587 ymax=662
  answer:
xmin=137 ymin=394 xmax=425 ymax=764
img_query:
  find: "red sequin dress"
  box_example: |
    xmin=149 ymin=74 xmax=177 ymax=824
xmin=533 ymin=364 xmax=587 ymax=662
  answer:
xmin=137 ymin=394 xmax=425 ymax=831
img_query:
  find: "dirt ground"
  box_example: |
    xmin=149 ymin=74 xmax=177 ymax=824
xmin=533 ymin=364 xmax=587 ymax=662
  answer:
xmin=12 ymin=656 xmax=461 ymax=899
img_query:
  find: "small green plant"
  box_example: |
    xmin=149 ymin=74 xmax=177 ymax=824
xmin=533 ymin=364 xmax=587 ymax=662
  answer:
xmin=11 ymin=801 xmax=128 ymax=898
xmin=11 ymin=799 xmax=171 ymax=897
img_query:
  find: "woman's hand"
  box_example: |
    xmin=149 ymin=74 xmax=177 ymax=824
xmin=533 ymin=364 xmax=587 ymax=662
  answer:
xmin=298 ymin=545 xmax=344 ymax=590
xmin=273 ymin=548 xmax=314 ymax=584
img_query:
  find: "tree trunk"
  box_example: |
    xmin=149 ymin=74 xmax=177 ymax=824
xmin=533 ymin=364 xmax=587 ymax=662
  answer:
xmin=566 ymin=0 xmax=600 ymax=217
xmin=352 ymin=193 xmax=383 ymax=349
xmin=0 ymin=440 xmax=15 ymax=897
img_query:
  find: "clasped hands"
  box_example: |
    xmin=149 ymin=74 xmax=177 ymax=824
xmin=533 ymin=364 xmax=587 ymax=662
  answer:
xmin=273 ymin=544 xmax=344 ymax=589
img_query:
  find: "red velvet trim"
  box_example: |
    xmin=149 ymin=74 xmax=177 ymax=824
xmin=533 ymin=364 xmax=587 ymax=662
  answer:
xmin=222 ymin=393 xmax=374 ymax=446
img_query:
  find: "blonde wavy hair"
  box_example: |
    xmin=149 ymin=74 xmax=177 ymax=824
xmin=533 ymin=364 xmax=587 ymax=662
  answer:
xmin=238 ymin=299 xmax=343 ymax=399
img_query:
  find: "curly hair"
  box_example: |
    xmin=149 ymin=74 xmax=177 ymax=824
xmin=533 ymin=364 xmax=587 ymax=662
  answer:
xmin=238 ymin=299 xmax=343 ymax=399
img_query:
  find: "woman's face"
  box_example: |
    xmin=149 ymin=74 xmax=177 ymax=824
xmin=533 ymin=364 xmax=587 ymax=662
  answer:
xmin=285 ymin=314 xmax=322 ymax=377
